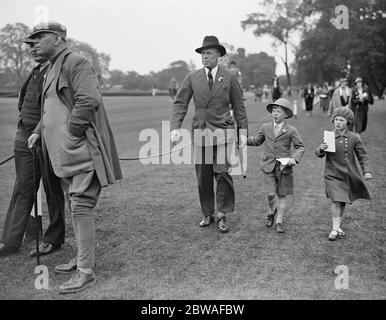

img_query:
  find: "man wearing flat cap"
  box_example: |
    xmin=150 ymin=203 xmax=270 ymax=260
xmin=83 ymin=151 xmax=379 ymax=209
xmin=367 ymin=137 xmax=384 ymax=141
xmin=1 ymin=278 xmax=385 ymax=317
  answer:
xmin=27 ymin=21 xmax=122 ymax=294
xmin=170 ymin=35 xmax=248 ymax=233
xmin=0 ymin=38 xmax=65 ymax=258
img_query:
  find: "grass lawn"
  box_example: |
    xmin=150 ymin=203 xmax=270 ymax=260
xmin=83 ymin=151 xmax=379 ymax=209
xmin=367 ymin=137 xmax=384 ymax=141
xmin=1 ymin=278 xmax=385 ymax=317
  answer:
xmin=0 ymin=94 xmax=385 ymax=299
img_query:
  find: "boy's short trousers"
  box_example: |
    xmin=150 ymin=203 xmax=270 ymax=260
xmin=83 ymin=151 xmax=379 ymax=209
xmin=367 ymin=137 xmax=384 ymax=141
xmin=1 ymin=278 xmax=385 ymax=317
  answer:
xmin=263 ymin=162 xmax=294 ymax=196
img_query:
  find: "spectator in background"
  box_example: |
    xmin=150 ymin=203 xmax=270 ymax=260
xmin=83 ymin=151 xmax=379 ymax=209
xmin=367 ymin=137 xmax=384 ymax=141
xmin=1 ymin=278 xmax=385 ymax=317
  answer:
xmin=319 ymin=82 xmax=330 ymax=116
xmin=328 ymin=78 xmax=352 ymax=117
xmin=228 ymin=61 xmax=242 ymax=88
xmin=303 ymin=83 xmax=314 ymax=118
xmin=262 ymin=84 xmax=270 ymax=103
xmin=168 ymin=76 xmax=179 ymax=101
xmin=152 ymin=83 xmax=158 ymax=96
xmin=272 ymin=75 xmax=282 ymax=101
xmin=351 ymin=77 xmax=374 ymax=134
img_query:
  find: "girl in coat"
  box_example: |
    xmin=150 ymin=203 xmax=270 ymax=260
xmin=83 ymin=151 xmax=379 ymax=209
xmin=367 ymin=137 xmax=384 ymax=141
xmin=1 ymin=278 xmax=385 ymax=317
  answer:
xmin=315 ymin=107 xmax=372 ymax=241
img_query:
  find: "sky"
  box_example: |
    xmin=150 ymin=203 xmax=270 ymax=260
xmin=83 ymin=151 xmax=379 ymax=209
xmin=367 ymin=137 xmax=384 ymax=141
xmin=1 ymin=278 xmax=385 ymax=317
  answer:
xmin=0 ymin=0 xmax=296 ymax=75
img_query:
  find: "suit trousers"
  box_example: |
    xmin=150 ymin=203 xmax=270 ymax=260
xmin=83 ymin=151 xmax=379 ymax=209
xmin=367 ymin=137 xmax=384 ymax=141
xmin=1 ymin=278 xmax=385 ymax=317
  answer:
xmin=1 ymin=128 xmax=65 ymax=248
xmin=60 ymin=170 xmax=101 ymax=269
xmin=194 ymin=144 xmax=235 ymax=216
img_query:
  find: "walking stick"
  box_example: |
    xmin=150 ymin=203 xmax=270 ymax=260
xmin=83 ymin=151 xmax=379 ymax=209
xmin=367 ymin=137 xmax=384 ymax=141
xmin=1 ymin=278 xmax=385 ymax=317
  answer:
xmin=31 ymin=146 xmax=42 ymax=265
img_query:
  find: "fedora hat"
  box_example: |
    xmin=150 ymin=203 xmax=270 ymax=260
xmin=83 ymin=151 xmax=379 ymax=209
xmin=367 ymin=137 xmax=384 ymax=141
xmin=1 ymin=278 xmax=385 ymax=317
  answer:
xmin=195 ymin=35 xmax=226 ymax=57
xmin=267 ymin=98 xmax=293 ymax=119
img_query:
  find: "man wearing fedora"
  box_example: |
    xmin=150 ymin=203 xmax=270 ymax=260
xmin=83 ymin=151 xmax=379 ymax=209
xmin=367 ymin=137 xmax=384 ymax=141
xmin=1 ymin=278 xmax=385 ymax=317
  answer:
xmin=247 ymin=98 xmax=305 ymax=233
xmin=0 ymin=38 xmax=65 ymax=258
xmin=170 ymin=35 xmax=248 ymax=233
xmin=27 ymin=21 xmax=122 ymax=294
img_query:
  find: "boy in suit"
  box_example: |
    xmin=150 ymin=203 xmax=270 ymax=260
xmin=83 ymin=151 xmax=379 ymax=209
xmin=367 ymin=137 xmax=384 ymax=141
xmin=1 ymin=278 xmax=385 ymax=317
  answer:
xmin=247 ymin=98 xmax=305 ymax=232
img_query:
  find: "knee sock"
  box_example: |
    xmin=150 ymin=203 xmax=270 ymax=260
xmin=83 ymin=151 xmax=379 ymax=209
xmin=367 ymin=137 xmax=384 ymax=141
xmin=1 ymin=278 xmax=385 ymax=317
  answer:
xmin=73 ymin=214 xmax=95 ymax=270
xmin=276 ymin=197 xmax=286 ymax=224
xmin=267 ymin=194 xmax=276 ymax=215
xmin=332 ymin=217 xmax=340 ymax=230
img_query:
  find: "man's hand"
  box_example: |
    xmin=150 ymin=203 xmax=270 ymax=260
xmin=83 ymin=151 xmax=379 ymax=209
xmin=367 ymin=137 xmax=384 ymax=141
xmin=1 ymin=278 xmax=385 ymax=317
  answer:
xmin=364 ymin=172 xmax=372 ymax=180
xmin=239 ymin=135 xmax=247 ymax=148
xmin=28 ymin=133 xmax=40 ymax=149
xmin=170 ymin=129 xmax=181 ymax=145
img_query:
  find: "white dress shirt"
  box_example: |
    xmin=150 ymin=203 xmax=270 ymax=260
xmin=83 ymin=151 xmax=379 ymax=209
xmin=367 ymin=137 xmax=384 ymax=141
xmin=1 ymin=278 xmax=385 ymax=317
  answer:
xmin=205 ymin=65 xmax=218 ymax=81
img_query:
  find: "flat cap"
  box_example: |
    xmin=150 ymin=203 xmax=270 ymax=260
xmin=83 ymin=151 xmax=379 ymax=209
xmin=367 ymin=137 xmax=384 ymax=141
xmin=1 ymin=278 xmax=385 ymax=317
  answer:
xmin=27 ymin=21 xmax=67 ymax=39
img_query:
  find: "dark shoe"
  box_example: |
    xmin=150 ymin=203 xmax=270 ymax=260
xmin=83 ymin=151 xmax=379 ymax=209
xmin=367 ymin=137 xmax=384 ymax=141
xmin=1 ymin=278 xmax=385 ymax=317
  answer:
xmin=199 ymin=215 xmax=214 ymax=227
xmin=266 ymin=208 xmax=277 ymax=227
xmin=59 ymin=270 xmax=95 ymax=294
xmin=30 ymin=242 xmax=61 ymax=257
xmin=218 ymin=216 xmax=230 ymax=233
xmin=276 ymin=222 xmax=285 ymax=233
xmin=54 ymin=258 xmax=77 ymax=274
xmin=0 ymin=243 xmax=19 ymax=257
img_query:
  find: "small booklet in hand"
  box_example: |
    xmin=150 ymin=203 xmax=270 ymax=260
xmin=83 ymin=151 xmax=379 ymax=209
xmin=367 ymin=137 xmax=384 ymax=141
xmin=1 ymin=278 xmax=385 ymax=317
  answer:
xmin=323 ymin=130 xmax=335 ymax=152
xmin=277 ymin=158 xmax=292 ymax=171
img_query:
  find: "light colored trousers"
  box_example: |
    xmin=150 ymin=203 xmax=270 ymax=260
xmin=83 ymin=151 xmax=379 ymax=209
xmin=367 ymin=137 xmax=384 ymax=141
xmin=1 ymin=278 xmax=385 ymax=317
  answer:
xmin=61 ymin=170 xmax=101 ymax=269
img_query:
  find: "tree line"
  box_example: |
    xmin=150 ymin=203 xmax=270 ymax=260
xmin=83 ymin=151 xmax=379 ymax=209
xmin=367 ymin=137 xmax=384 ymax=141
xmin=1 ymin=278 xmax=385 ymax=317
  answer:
xmin=241 ymin=0 xmax=386 ymax=97
xmin=0 ymin=23 xmax=277 ymax=94
xmin=1 ymin=0 xmax=385 ymax=97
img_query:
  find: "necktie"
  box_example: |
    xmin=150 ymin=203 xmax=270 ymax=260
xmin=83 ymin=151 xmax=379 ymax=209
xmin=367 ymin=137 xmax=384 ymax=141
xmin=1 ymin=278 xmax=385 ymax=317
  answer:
xmin=208 ymin=69 xmax=213 ymax=90
xmin=274 ymin=124 xmax=280 ymax=136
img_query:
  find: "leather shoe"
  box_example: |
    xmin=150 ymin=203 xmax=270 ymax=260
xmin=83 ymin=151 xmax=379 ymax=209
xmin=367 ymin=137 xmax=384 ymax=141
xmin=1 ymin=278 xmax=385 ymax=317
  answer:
xmin=276 ymin=222 xmax=285 ymax=233
xmin=30 ymin=242 xmax=61 ymax=257
xmin=54 ymin=258 xmax=77 ymax=274
xmin=266 ymin=208 xmax=277 ymax=227
xmin=59 ymin=270 xmax=95 ymax=294
xmin=199 ymin=215 xmax=214 ymax=227
xmin=0 ymin=243 xmax=19 ymax=257
xmin=218 ymin=216 xmax=230 ymax=233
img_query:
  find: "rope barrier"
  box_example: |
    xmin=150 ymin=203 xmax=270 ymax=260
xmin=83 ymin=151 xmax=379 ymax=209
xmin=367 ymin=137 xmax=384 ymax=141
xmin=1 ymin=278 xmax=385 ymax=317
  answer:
xmin=0 ymin=118 xmax=270 ymax=166
xmin=0 ymin=154 xmax=14 ymax=166
xmin=0 ymin=143 xmax=192 ymax=167
xmin=119 ymin=142 xmax=192 ymax=161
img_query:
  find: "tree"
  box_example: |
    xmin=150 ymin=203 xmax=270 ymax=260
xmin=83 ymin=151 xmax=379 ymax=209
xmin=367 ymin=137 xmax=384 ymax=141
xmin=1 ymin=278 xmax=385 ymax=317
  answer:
xmin=66 ymin=38 xmax=111 ymax=83
xmin=241 ymin=0 xmax=304 ymax=90
xmin=0 ymin=23 xmax=112 ymax=91
xmin=222 ymin=48 xmax=277 ymax=89
xmin=295 ymin=0 xmax=386 ymax=97
xmin=0 ymin=23 xmax=33 ymax=90
xmin=108 ymin=69 xmax=127 ymax=87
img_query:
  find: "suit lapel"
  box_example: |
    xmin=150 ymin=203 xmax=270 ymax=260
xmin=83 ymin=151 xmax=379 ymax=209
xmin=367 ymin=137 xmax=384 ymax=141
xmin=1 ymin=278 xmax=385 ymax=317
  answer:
xmin=276 ymin=122 xmax=289 ymax=138
xmin=209 ymin=66 xmax=225 ymax=99
xmin=42 ymin=48 xmax=71 ymax=95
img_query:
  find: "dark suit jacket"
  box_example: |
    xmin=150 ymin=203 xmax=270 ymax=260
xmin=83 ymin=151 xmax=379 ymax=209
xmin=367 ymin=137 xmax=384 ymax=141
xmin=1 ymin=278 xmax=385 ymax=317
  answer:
xmin=17 ymin=64 xmax=45 ymax=128
xmin=247 ymin=121 xmax=305 ymax=173
xmin=171 ymin=66 xmax=248 ymax=145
